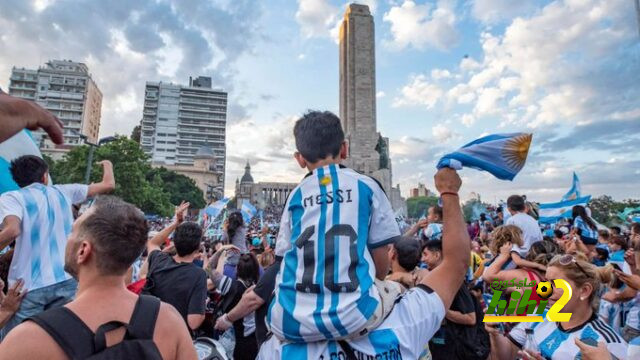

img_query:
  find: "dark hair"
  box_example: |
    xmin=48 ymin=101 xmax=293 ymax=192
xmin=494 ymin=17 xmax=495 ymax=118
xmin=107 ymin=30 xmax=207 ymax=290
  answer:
xmin=227 ymin=212 xmax=244 ymax=241
xmin=598 ymin=230 xmax=610 ymax=240
xmin=236 ymin=253 xmax=260 ymax=285
xmin=595 ymin=247 xmax=609 ymax=260
xmin=572 ymin=205 xmax=597 ymax=230
xmin=10 ymin=155 xmax=48 ymax=187
xmin=79 ymin=196 xmax=148 ymax=275
xmin=553 ymin=229 xmax=564 ymax=239
xmin=480 ymin=213 xmax=487 ymax=222
xmin=631 ymin=223 xmax=640 ymax=235
xmin=430 ymin=205 xmax=443 ymax=220
xmin=610 ymin=236 xmax=628 ymax=250
xmin=173 ymin=222 xmax=202 ymax=257
xmin=610 ymin=226 xmax=621 ymax=235
xmin=293 ymin=110 xmax=344 ymax=163
xmin=394 ymin=237 xmax=420 ymax=272
xmin=507 ymin=195 xmax=525 ymax=212
xmin=525 ymin=241 xmax=559 ymax=266
xmin=423 ymin=239 xmax=442 ymax=253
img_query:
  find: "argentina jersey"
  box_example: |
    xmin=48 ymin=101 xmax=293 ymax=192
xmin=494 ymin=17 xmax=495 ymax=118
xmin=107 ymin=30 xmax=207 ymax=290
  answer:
xmin=0 ymin=183 xmax=87 ymax=290
xmin=507 ymin=313 xmax=627 ymax=359
xmin=269 ymin=164 xmax=400 ymax=342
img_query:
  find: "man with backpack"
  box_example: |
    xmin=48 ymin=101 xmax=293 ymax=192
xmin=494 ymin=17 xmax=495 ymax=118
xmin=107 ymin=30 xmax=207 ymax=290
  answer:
xmin=0 ymin=196 xmax=196 ymax=359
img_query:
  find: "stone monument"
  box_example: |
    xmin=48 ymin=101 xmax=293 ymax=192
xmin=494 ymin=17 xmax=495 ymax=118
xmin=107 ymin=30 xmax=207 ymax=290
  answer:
xmin=339 ymin=3 xmax=406 ymax=215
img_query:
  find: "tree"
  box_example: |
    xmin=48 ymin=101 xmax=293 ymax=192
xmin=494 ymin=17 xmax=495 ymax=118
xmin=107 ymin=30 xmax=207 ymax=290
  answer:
xmin=130 ymin=125 xmax=141 ymax=143
xmin=147 ymin=167 xmax=206 ymax=209
xmin=462 ymin=199 xmax=491 ymax=223
xmin=51 ymin=136 xmax=173 ymax=216
xmin=406 ymin=196 xmax=439 ymax=219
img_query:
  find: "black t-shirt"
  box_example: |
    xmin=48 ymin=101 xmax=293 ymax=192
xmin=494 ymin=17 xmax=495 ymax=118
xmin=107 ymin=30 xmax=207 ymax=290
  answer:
xmin=142 ymin=250 xmax=207 ymax=324
xmin=429 ymin=284 xmax=475 ymax=360
xmin=253 ymin=259 xmax=280 ymax=346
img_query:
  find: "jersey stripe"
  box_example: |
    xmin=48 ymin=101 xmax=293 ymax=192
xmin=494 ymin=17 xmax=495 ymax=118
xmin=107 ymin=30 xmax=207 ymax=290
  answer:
xmin=355 ymin=180 xmax=378 ymax=318
xmin=312 ymin=167 xmax=334 ymax=338
xmin=47 ymin=188 xmax=67 ymax=282
xmin=594 ymin=319 xmax=621 ymax=342
xmin=282 ymin=342 xmax=307 ymax=358
xmin=328 ymin=164 xmax=349 ymax=337
xmin=278 ymin=189 xmax=303 ymax=341
xmin=22 ymin=189 xmax=43 ymax=284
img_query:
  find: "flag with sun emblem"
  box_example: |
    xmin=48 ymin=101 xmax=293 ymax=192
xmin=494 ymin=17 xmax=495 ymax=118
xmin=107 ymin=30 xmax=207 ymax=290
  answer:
xmin=437 ymin=133 xmax=533 ymax=180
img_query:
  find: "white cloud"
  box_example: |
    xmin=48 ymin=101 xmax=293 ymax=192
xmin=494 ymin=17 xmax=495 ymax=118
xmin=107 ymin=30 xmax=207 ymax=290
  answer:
xmin=392 ymin=74 xmax=443 ymax=108
xmin=431 ymin=68 xmax=451 ymax=80
xmin=383 ymin=0 xmax=459 ymax=51
xmin=295 ymin=0 xmax=338 ymax=39
xmin=461 ymin=114 xmax=475 ymax=127
xmin=376 ymin=91 xmax=386 ymax=98
xmin=431 ymin=124 xmax=456 ymax=142
xmin=471 ymin=0 xmax=537 ymax=24
xmin=297 ymin=53 xmax=306 ymax=60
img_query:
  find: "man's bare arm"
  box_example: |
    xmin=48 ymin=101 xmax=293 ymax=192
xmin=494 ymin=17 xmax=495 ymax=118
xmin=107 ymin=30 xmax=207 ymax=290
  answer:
xmin=0 ymin=216 xmax=20 ymax=253
xmin=87 ymin=161 xmax=115 ymax=197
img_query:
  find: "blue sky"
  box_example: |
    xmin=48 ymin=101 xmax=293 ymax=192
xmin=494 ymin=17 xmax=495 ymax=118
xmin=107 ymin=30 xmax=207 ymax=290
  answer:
xmin=1 ymin=0 xmax=638 ymax=202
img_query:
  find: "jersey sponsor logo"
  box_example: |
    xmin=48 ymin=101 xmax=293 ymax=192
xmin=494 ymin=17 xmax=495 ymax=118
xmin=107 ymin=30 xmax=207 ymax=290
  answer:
xmin=483 ymin=279 xmax=573 ymax=323
xmin=302 ymin=189 xmax=353 ymax=208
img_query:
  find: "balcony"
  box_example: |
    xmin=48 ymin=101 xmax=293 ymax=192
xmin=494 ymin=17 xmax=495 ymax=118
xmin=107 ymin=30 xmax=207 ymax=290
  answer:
xmin=143 ymin=110 xmax=157 ymax=116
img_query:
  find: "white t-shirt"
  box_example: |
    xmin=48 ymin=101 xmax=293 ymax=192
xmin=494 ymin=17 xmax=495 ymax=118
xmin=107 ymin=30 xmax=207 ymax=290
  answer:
xmin=270 ymin=164 xmax=401 ymax=342
xmin=0 ymin=183 xmax=88 ymax=290
xmin=259 ymin=285 xmax=445 ymax=359
xmin=507 ymin=313 xmax=628 ymax=359
xmin=506 ymin=212 xmax=543 ymax=256
xmin=421 ymin=223 xmax=443 ymax=242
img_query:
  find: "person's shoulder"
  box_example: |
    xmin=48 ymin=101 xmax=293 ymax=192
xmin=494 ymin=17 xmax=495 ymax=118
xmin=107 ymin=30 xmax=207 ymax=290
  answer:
xmin=155 ymin=301 xmax=189 ymax=335
xmin=0 ymin=320 xmax=67 ymax=359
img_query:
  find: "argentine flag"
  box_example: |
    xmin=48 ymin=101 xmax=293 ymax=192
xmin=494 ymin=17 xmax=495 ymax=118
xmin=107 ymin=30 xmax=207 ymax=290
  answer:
xmin=241 ymin=201 xmax=257 ymax=224
xmin=561 ymin=172 xmax=581 ymax=201
xmin=0 ymin=130 xmax=47 ymax=194
xmin=538 ymin=196 xmax=591 ymax=224
xmin=204 ymin=197 xmax=230 ymax=218
xmin=437 ymin=133 xmax=532 ymax=181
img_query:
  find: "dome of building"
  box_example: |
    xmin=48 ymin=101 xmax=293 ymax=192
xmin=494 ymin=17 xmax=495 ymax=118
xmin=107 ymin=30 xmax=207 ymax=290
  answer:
xmin=240 ymin=161 xmax=254 ymax=183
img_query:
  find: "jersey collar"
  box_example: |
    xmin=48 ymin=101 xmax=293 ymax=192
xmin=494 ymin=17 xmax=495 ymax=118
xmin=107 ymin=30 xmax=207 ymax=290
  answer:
xmin=556 ymin=311 xmax=597 ymax=333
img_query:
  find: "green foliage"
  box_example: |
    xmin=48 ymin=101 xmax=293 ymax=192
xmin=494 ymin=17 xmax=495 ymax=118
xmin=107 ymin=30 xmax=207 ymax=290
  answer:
xmin=589 ymin=195 xmax=640 ymax=225
xmin=147 ymin=167 xmax=206 ymax=209
xmin=130 ymin=125 xmax=141 ymax=143
xmin=49 ymin=136 xmax=205 ymax=216
xmin=462 ymin=199 xmax=491 ymax=222
xmin=406 ymin=196 xmax=439 ymax=218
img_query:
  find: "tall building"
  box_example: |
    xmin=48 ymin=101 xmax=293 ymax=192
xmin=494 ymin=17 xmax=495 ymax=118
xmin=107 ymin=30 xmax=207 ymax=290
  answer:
xmin=140 ymin=76 xmax=227 ymax=198
xmin=8 ymin=60 xmax=102 ymax=155
xmin=339 ymin=4 xmax=405 ymax=214
xmin=235 ymin=161 xmax=297 ymax=209
xmin=410 ymin=183 xmax=432 ymax=198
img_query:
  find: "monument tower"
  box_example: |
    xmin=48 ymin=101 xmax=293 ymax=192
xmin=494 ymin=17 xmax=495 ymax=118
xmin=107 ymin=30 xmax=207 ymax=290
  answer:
xmin=339 ymin=3 xmax=404 ymax=213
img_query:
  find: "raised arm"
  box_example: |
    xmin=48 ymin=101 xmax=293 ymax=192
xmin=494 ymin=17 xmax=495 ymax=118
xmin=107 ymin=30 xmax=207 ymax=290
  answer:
xmin=87 ymin=160 xmax=115 ymax=197
xmin=0 ymin=90 xmax=64 ymax=144
xmin=403 ymin=218 xmax=428 ymax=237
xmin=146 ymin=202 xmax=189 ymax=254
xmin=420 ymin=168 xmax=469 ymax=310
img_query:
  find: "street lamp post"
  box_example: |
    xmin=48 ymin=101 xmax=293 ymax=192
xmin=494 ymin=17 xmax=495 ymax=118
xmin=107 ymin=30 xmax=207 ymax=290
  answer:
xmin=73 ymin=131 xmax=117 ymax=184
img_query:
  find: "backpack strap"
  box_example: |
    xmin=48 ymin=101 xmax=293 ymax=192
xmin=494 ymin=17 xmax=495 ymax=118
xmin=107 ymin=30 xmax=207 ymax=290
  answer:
xmin=126 ymin=295 xmax=161 ymax=340
xmin=93 ymin=321 xmax=128 ymax=353
xmin=29 ymin=307 xmax=96 ymax=359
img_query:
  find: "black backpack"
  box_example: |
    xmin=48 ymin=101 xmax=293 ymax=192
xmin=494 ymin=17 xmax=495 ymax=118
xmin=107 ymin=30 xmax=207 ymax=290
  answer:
xmin=449 ymin=295 xmax=491 ymax=360
xmin=29 ymin=295 xmax=163 ymax=359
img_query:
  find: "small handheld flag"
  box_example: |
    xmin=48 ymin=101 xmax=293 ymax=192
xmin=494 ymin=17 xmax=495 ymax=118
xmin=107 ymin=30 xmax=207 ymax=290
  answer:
xmin=437 ymin=133 xmax=533 ymax=181
xmin=241 ymin=201 xmax=258 ymax=224
xmin=205 ymin=197 xmax=230 ymax=218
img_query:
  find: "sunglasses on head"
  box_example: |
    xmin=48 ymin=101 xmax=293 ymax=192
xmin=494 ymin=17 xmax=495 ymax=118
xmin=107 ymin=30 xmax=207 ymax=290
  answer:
xmin=558 ymin=254 xmax=589 ymax=278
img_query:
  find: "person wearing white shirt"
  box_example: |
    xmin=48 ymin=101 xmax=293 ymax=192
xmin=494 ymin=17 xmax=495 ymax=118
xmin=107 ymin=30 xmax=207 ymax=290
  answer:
xmin=505 ymin=195 xmax=542 ymax=256
xmin=0 ymin=155 xmax=115 ymax=338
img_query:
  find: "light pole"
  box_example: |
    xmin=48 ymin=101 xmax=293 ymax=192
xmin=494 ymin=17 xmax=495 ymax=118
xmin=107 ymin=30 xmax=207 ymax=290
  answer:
xmin=74 ymin=131 xmax=117 ymax=184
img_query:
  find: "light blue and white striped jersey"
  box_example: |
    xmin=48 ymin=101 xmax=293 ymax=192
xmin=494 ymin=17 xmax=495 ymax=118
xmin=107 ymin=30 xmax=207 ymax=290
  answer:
xmin=260 ymin=285 xmax=444 ymax=359
xmin=508 ymin=314 xmax=627 ymax=359
xmin=421 ymin=223 xmax=442 ymax=241
xmin=626 ymin=293 xmax=640 ymax=331
xmin=270 ymin=164 xmax=401 ymax=342
xmin=573 ymin=216 xmax=598 ymax=242
xmin=0 ymin=183 xmax=87 ymax=291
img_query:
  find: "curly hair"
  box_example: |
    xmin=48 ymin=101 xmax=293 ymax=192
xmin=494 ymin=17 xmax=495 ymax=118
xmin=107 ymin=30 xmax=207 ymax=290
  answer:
xmin=489 ymin=225 xmax=524 ymax=256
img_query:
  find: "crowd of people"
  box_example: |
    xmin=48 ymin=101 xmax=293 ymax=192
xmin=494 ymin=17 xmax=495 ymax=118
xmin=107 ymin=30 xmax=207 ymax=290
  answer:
xmin=0 ymin=90 xmax=639 ymax=359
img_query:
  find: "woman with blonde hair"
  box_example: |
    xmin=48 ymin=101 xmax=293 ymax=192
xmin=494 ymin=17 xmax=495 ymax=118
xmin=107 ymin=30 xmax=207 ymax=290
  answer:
xmin=487 ymin=254 xmax=627 ymax=360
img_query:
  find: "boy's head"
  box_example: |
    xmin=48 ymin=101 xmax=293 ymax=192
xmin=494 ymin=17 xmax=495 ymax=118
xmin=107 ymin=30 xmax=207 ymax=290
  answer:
xmin=609 ymin=236 xmax=628 ymax=252
xmin=10 ymin=155 xmax=49 ymax=188
xmin=293 ymin=111 xmax=347 ymax=169
xmin=421 ymin=240 xmax=442 ymax=270
xmin=506 ymin=195 xmax=525 ymax=214
xmin=427 ymin=205 xmax=443 ymax=223
xmin=173 ymin=222 xmax=203 ymax=257
xmin=390 ymin=237 xmax=420 ymax=272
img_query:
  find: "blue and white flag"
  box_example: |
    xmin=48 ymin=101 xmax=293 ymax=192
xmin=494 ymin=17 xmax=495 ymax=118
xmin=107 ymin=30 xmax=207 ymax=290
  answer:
xmin=538 ymin=196 xmax=591 ymax=224
xmin=241 ymin=201 xmax=257 ymax=224
xmin=561 ymin=172 xmax=581 ymax=201
xmin=0 ymin=130 xmax=50 ymax=194
xmin=204 ymin=197 xmax=230 ymax=218
xmin=437 ymin=133 xmax=533 ymax=181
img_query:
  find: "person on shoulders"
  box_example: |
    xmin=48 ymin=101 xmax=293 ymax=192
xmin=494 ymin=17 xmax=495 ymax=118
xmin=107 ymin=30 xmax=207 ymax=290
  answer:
xmin=0 ymin=196 xmax=196 ymax=359
xmin=505 ymin=195 xmax=543 ymax=256
xmin=257 ymin=168 xmax=470 ymax=358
